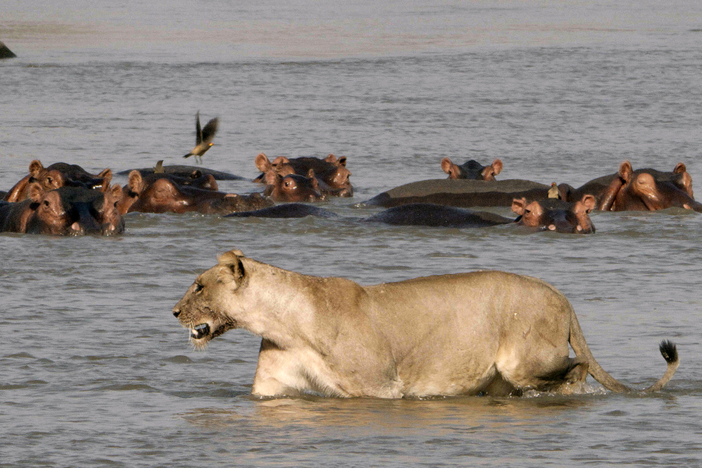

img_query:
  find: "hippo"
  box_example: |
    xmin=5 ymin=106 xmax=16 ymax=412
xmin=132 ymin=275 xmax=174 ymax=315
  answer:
xmin=118 ymin=170 xmax=272 ymax=215
xmin=0 ymin=41 xmax=16 ymax=59
xmin=441 ymin=158 xmax=503 ymax=181
xmin=511 ymin=196 xmax=596 ymax=233
xmin=559 ymin=161 xmax=700 ymax=212
xmin=228 ymin=198 xmax=595 ymax=233
xmin=118 ymin=164 xmax=246 ymax=181
xmin=361 ymin=179 xmax=554 ymax=208
xmin=262 ymin=170 xmax=326 ymax=203
xmin=4 ymin=160 xmax=112 ymax=203
xmin=0 ymin=184 xmax=124 ymax=235
xmin=226 ymin=204 xmax=340 ymax=219
xmin=366 ymin=197 xmax=595 ymax=233
xmin=255 ymin=153 xmax=353 ymax=197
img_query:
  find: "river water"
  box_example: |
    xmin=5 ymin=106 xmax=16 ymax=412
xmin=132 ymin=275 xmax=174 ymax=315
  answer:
xmin=2 ymin=1 xmax=702 ymax=466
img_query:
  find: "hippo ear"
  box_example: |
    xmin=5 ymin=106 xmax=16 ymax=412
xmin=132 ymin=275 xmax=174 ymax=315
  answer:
xmin=440 ymin=158 xmax=453 ymax=174
xmin=511 ymin=197 xmax=527 ymax=215
xmin=325 ymin=154 xmax=337 ymax=163
xmin=307 ymin=169 xmax=319 ymax=188
xmin=255 ymin=153 xmax=272 ymax=172
xmin=579 ymin=194 xmax=597 ymax=214
xmin=272 ymin=156 xmax=290 ymax=166
xmin=109 ymin=184 xmax=122 ymax=199
xmin=618 ymin=161 xmax=633 ymax=182
xmin=28 ymin=182 xmax=44 ymax=204
xmin=674 ymin=162 xmax=687 ymax=174
xmin=29 ymin=160 xmax=44 ymax=177
xmin=337 ymin=156 xmax=347 ymax=167
xmin=128 ymin=170 xmax=144 ymax=194
xmin=491 ymin=159 xmax=503 ymax=176
xmin=99 ymin=169 xmax=113 ymax=186
xmin=264 ymin=170 xmax=279 ymax=186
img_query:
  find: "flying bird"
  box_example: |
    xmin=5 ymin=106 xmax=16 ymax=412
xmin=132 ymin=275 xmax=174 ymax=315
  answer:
xmin=183 ymin=112 xmax=219 ymax=164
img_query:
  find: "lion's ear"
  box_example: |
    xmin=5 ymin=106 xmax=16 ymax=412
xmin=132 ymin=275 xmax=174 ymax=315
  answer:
xmin=217 ymin=250 xmax=246 ymax=284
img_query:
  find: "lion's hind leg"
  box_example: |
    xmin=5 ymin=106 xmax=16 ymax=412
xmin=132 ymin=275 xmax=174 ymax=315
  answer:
xmin=496 ymin=349 xmax=590 ymax=395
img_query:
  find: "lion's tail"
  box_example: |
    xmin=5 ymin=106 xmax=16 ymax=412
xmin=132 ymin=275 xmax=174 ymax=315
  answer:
xmin=568 ymin=307 xmax=679 ymax=393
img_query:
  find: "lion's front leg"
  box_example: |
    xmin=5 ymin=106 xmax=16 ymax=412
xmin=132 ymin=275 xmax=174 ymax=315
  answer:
xmin=251 ymin=339 xmax=307 ymax=397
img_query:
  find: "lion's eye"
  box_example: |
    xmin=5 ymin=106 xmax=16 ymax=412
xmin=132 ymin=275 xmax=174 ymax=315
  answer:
xmin=194 ymin=283 xmax=204 ymax=293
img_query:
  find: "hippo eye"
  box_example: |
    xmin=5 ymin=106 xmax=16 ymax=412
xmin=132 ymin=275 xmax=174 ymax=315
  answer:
xmin=43 ymin=200 xmax=50 ymax=207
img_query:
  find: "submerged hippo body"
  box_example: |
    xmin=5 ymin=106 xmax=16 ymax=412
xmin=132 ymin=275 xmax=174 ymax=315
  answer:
xmin=441 ymin=158 xmax=503 ymax=181
xmin=365 ymin=204 xmax=512 ymax=228
xmin=119 ymin=171 xmax=271 ymax=215
xmin=362 ymin=179 xmax=551 ymax=208
xmin=118 ymin=165 xmax=246 ymax=181
xmin=0 ymin=184 xmax=124 ymax=235
xmin=226 ymin=204 xmax=339 ymax=219
xmin=559 ymin=162 xmax=698 ymax=211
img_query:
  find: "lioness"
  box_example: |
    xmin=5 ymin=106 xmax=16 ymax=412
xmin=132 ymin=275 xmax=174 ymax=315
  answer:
xmin=172 ymin=250 xmax=679 ymax=398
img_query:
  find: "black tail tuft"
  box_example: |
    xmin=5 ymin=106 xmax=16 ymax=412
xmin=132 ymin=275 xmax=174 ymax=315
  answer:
xmin=659 ymin=340 xmax=678 ymax=364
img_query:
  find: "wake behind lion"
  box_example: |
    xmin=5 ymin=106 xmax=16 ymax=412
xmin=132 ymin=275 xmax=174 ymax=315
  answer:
xmin=172 ymin=250 xmax=679 ymax=398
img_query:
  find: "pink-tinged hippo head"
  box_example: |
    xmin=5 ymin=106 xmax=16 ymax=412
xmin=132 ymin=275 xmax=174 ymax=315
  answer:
xmin=441 ymin=158 xmax=503 ymax=181
xmin=511 ymin=195 xmax=596 ymax=234
xmin=0 ymin=183 xmax=125 ymax=235
xmin=263 ymin=169 xmax=326 ymax=203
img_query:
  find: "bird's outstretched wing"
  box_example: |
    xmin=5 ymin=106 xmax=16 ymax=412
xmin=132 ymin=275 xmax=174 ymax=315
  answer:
xmin=201 ymin=117 xmax=219 ymax=145
xmin=195 ymin=111 xmax=203 ymax=145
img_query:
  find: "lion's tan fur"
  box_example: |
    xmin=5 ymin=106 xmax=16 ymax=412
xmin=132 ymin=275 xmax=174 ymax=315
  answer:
xmin=172 ymin=250 xmax=678 ymax=398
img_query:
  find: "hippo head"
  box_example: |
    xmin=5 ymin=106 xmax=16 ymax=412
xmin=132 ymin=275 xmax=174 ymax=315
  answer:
xmin=263 ymin=170 xmax=325 ymax=203
xmin=512 ymin=195 xmax=596 ymax=234
xmin=255 ymin=153 xmax=295 ymax=178
xmin=26 ymin=183 xmax=124 ymax=235
xmin=320 ymin=154 xmax=353 ymax=195
xmin=45 ymin=162 xmax=112 ymax=191
xmin=441 ymin=158 xmax=503 ymax=181
xmin=612 ymin=161 xmax=701 ymax=212
xmin=28 ymin=160 xmax=67 ymax=191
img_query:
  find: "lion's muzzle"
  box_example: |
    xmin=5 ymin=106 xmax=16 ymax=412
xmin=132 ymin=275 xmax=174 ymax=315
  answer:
xmin=191 ymin=323 xmax=210 ymax=340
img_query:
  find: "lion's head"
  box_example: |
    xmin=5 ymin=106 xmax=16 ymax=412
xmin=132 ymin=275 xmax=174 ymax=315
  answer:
xmin=172 ymin=250 xmax=248 ymax=349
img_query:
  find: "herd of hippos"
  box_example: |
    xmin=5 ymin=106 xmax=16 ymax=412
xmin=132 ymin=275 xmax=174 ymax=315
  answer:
xmin=0 ymin=140 xmax=699 ymax=236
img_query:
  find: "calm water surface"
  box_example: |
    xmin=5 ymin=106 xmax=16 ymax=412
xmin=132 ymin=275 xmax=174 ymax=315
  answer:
xmin=2 ymin=1 xmax=702 ymax=466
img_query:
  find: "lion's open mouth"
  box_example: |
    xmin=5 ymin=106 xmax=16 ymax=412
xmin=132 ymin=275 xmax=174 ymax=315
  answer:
xmin=191 ymin=323 xmax=210 ymax=340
